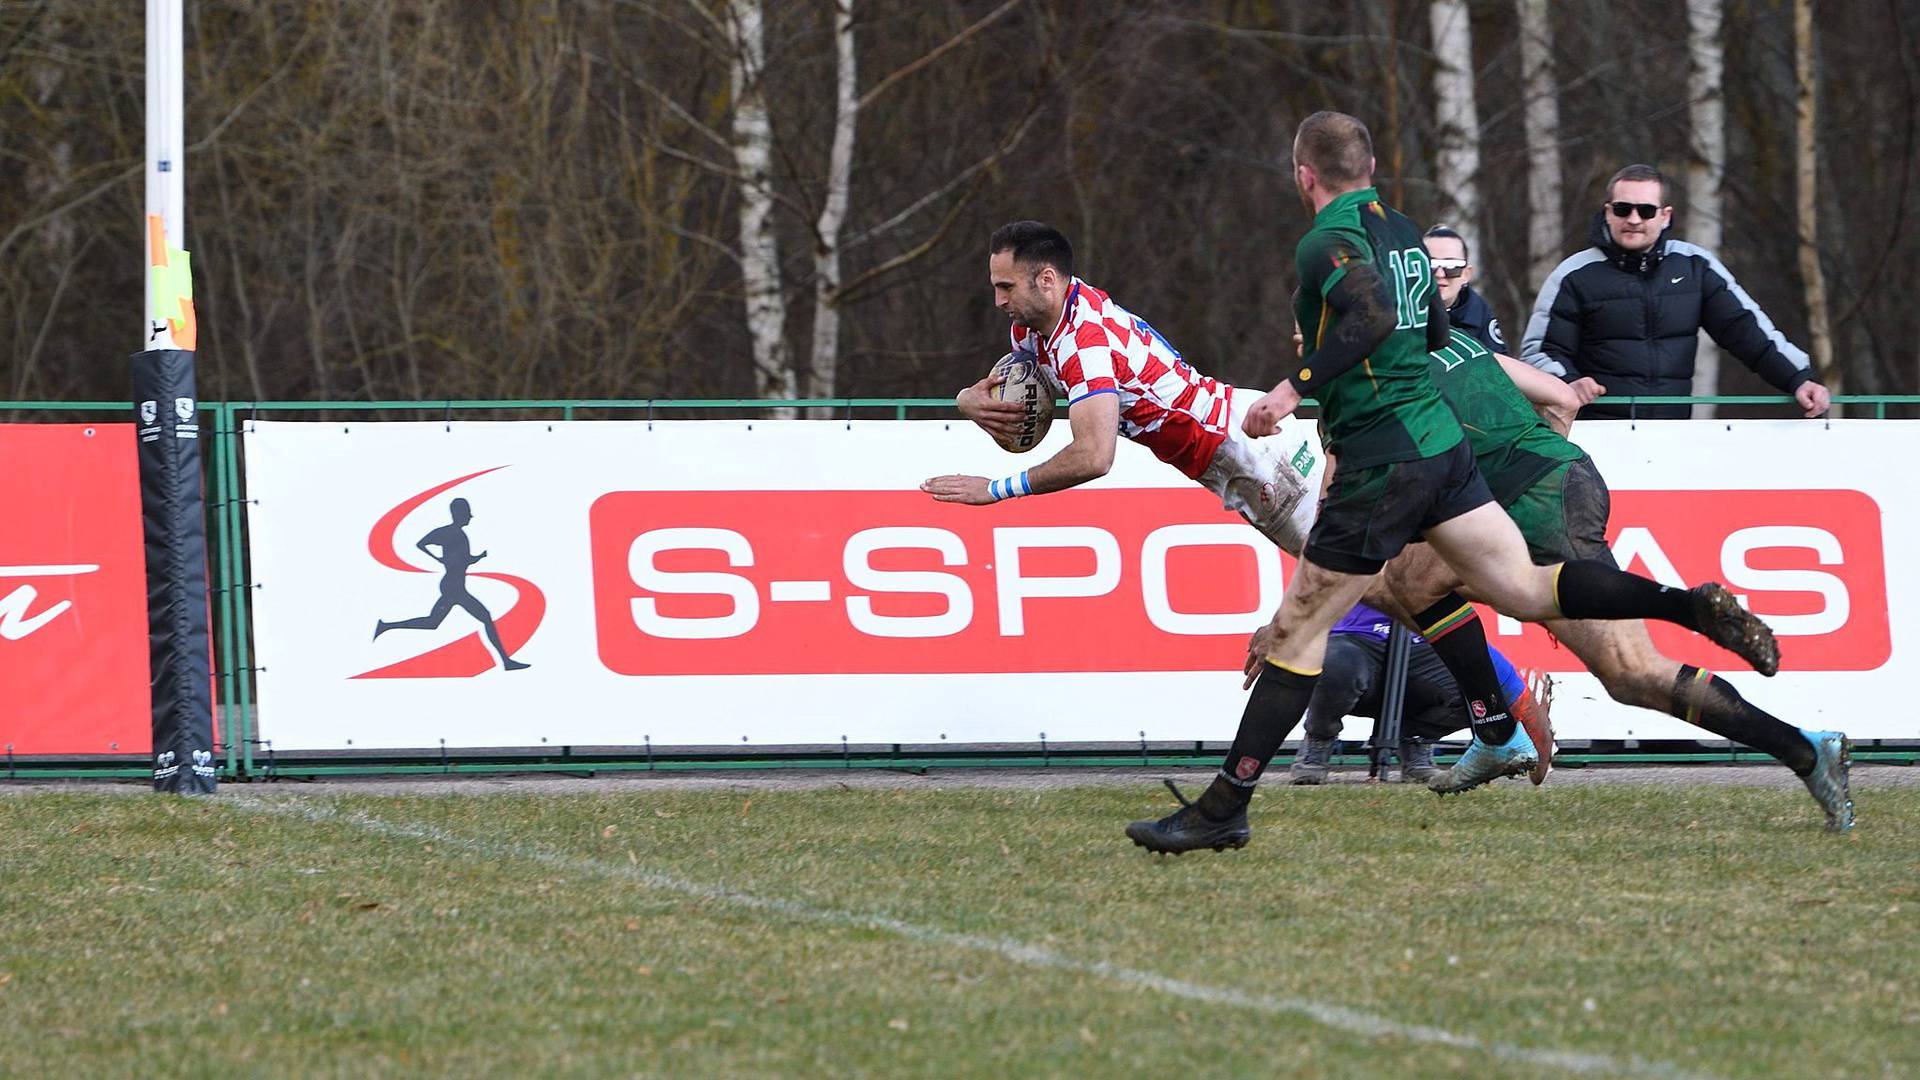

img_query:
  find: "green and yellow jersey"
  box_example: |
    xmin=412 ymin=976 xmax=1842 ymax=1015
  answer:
xmin=1426 ymin=327 xmax=1586 ymax=504
xmin=1292 ymin=187 xmax=1463 ymax=468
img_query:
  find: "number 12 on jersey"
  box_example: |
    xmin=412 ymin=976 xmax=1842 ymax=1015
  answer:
xmin=1385 ymin=247 xmax=1433 ymax=330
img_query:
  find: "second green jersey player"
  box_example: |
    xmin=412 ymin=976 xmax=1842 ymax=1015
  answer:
xmin=1391 ymin=327 xmax=1854 ymax=826
xmin=1424 ymin=328 xmax=1605 ymax=565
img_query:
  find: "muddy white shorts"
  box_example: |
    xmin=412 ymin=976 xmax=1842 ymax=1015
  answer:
xmin=1195 ymin=387 xmax=1325 ymax=557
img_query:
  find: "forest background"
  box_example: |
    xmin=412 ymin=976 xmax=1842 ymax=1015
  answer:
xmin=2 ymin=0 xmax=1912 ymax=406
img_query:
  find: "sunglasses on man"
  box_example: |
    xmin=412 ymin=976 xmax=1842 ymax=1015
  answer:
xmin=1607 ymin=201 xmax=1663 ymax=221
xmin=1430 ymin=259 xmax=1469 ymax=279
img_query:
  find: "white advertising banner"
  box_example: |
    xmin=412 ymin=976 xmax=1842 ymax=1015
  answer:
xmin=243 ymin=419 xmax=1914 ymax=751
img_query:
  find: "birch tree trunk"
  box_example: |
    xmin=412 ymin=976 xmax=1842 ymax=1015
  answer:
xmin=1429 ymin=0 xmax=1481 ymax=236
xmin=809 ymin=0 xmax=856 ymax=400
xmin=724 ymin=0 xmax=796 ymax=409
xmin=1517 ymin=0 xmax=1562 ymax=292
xmin=1687 ymin=0 xmax=1726 ymax=415
xmin=1795 ymin=0 xmax=1837 ymax=402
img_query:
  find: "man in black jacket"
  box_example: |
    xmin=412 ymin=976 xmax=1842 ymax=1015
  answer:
xmin=1520 ymin=164 xmax=1830 ymax=420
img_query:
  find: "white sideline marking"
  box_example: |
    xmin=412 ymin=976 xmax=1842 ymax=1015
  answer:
xmin=233 ymin=797 xmax=1716 ymax=1080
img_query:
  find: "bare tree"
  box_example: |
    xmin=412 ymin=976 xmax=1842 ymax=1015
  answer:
xmin=0 ymin=0 xmax=1914 ymax=406
xmin=1429 ymin=0 xmax=1481 ymax=238
xmin=716 ymin=0 xmax=795 ymax=407
xmin=807 ymin=0 xmax=857 ymax=400
xmin=1517 ymin=0 xmax=1562 ymax=292
xmin=1687 ymin=0 xmax=1726 ymax=414
xmin=1794 ymin=0 xmax=1835 ymax=399
xmin=805 ymin=0 xmax=1033 ymax=399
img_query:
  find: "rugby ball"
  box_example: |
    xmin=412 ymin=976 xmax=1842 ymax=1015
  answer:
xmin=988 ymin=352 xmax=1056 ymax=453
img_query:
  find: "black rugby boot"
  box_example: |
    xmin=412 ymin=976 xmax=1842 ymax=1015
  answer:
xmin=1690 ymin=583 xmax=1781 ymax=677
xmin=1125 ymin=779 xmax=1251 ymax=855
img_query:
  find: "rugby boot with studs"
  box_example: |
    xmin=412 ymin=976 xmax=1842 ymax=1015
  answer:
xmin=1125 ymin=779 xmax=1250 ymax=854
xmin=1798 ymin=730 xmax=1855 ymax=832
xmin=1513 ymin=669 xmax=1555 ymax=786
xmin=1427 ymin=724 xmax=1538 ymax=795
xmin=1689 ymin=583 xmax=1780 ymax=677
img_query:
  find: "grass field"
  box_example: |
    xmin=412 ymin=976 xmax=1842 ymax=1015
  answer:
xmin=1 ymin=776 xmax=1916 ymax=1078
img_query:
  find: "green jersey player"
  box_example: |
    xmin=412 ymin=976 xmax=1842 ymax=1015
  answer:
xmin=1387 ymin=327 xmax=1853 ymax=828
xmin=1128 ymin=111 xmax=1785 ymax=855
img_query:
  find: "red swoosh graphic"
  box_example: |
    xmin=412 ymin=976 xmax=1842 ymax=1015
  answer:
xmin=352 ymin=468 xmax=545 ymax=679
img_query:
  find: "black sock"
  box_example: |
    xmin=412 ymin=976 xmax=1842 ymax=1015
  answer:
xmin=1556 ymin=560 xmax=1696 ymax=627
xmin=1415 ymin=595 xmax=1515 ymax=744
xmin=1671 ymin=665 xmax=1815 ymax=775
xmin=1197 ymin=663 xmax=1319 ymax=819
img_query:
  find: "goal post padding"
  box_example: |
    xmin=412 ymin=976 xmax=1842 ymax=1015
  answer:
xmin=134 ymin=347 xmax=215 ymax=794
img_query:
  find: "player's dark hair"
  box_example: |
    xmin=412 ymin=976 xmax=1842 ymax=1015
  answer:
xmin=990 ymin=221 xmax=1074 ymax=278
xmin=1293 ymin=111 xmax=1374 ymax=187
xmin=1425 ymin=224 xmax=1468 ymax=262
xmin=1606 ymin=163 xmax=1669 ymax=206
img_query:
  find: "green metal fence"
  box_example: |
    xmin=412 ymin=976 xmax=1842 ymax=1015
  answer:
xmin=5 ymin=394 xmax=1919 ymax=780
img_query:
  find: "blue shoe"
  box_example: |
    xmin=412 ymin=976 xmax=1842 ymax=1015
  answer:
xmin=1428 ymin=725 xmax=1538 ymax=795
xmin=1799 ymin=730 xmax=1854 ymax=832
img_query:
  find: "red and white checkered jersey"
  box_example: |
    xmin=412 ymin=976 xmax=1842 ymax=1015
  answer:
xmin=1009 ymin=278 xmax=1232 ymax=479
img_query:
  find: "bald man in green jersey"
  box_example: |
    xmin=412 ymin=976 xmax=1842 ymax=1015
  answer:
xmin=1128 ymin=111 xmax=1784 ymax=855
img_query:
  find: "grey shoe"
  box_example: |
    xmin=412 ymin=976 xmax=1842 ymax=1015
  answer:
xmin=1289 ymin=736 xmax=1335 ymax=785
xmin=1398 ymin=738 xmax=1440 ymax=783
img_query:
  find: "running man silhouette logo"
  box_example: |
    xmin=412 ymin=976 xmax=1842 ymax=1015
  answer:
xmin=354 ymin=468 xmax=545 ymax=680
xmin=374 ymin=496 xmax=530 ymax=670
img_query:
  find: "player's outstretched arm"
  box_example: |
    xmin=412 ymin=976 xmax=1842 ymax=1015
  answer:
xmin=922 ymin=392 xmax=1119 ymax=505
xmin=1495 ymin=352 xmax=1583 ymax=410
xmin=1496 ymin=351 xmax=1592 ymax=435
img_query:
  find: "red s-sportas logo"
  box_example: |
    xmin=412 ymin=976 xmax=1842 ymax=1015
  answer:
xmin=589 ymin=488 xmax=1284 ymax=676
xmin=354 ymin=468 xmax=545 ymax=679
xmin=584 ymin=487 xmax=1890 ymax=679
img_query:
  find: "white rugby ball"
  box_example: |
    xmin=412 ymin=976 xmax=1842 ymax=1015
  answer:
xmin=988 ymin=352 xmax=1056 ymax=453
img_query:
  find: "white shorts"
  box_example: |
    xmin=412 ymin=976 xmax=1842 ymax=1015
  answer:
xmin=1196 ymin=387 xmax=1325 ymax=557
